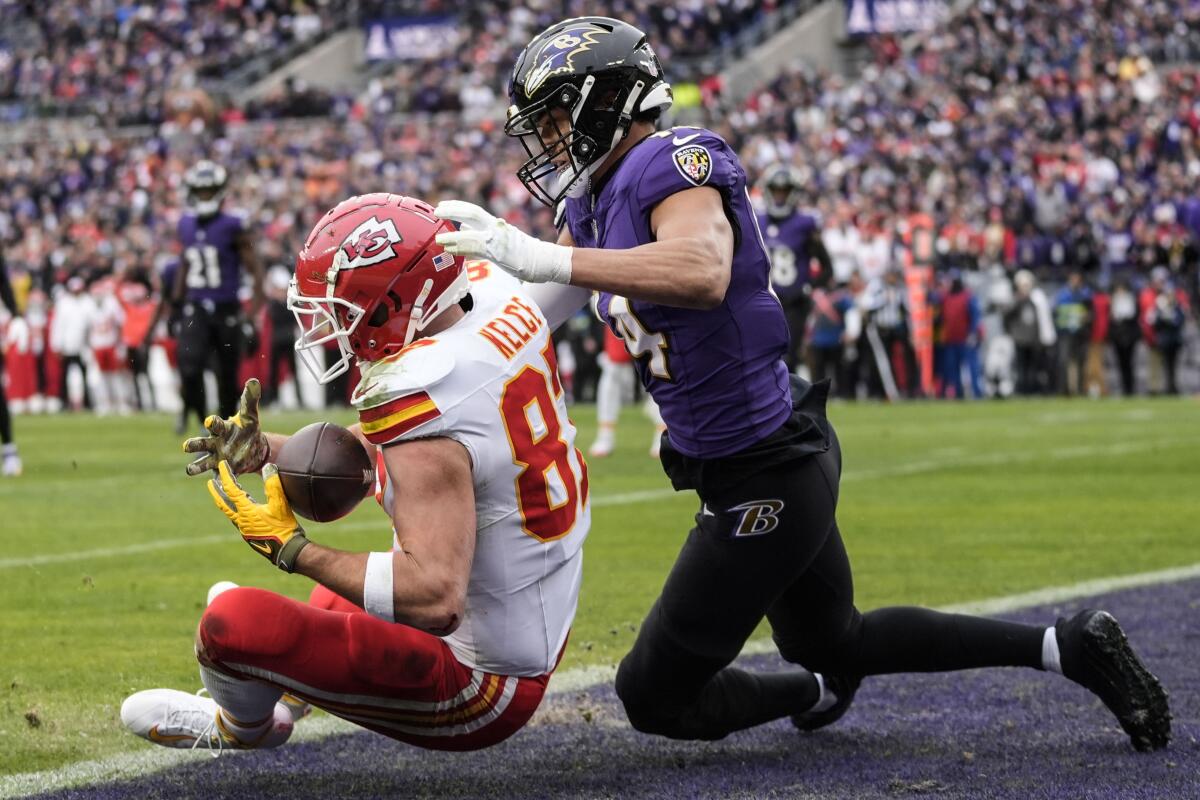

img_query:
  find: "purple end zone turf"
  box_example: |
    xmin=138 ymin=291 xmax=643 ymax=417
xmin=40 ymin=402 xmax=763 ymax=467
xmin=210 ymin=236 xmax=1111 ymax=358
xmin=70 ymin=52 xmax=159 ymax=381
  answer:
xmin=31 ymin=579 xmax=1198 ymax=800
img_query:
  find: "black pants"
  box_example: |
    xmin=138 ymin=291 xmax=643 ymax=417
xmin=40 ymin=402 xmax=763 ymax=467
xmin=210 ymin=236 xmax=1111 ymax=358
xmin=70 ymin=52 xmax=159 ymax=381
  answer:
xmin=178 ymin=303 xmax=243 ymax=421
xmin=1112 ymin=339 xmax=1137 ymax=396
xmin=126 ymin=345 xmax=154 ymax=411
xmin=59 ymin=354 xmax=92 ymax=410
xmin=880 ymin=327 xmax=919 ymax=397
xmin=616 ymin=413 xmax=1045 ymax=741
xmin=808 ymin=344 xmax=842 ymax=392
xmin=781 ymin=300 xmax=811 ymax=373
xmin=262 ymin=340 xmax=298 ymax=406
xmin=1159 ymin=344 xmax=1181 ymax=395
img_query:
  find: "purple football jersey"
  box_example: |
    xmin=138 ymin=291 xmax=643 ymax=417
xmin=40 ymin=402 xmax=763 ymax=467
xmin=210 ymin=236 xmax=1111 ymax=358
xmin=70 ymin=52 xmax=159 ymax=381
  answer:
xmin=758 ymin=211 xmax=820 ymax=303
xmin=177 ymin=212 xmax=245 ymax=304
xmin=564 ymin=127 xmax=791 ymax=459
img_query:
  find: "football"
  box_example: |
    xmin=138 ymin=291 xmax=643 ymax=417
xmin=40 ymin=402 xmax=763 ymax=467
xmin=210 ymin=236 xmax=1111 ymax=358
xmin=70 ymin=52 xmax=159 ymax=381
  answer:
xmin=274 ymin=422 xmax=375 ymax=522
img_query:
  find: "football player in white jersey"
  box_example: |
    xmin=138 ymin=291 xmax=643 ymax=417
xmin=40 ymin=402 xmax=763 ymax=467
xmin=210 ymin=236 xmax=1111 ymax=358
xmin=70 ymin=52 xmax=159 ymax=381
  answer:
xmin=121 ymin=194 xmax=589 ymax=753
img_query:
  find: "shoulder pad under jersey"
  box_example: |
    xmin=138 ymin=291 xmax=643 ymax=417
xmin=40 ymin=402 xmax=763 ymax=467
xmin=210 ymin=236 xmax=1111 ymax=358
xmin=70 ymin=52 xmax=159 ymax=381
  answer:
xmin=352 ymin=340 xmax=456 ymax=412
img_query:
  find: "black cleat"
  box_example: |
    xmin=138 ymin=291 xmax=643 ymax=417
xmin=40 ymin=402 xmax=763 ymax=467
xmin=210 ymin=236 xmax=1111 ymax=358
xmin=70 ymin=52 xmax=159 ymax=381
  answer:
xmin=1056 ymin=609 xmax=1171 ymax=751
xmin=791 ymin=673 xmax=861 ymax=732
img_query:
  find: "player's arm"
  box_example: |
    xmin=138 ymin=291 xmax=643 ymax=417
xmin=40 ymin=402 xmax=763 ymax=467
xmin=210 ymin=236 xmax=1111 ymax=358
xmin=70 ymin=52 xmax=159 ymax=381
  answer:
xmin=235 ymin=228 xmax=265 ymax=317
xmin=208 ymin=437 xmax=474 ymax=634
xmin=291 ymin=437 xmax=474 ymax=634
xmin=435 ymin=192 xmax=734 ymax=310
xmin=567 ymin=186 xmax=733 ymax=309
xmin=521 ymin=225 xmax=592 ymax=329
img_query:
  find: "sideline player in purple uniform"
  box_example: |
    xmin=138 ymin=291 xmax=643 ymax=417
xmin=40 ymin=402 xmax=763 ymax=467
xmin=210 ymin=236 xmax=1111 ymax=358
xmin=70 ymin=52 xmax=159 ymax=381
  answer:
xmin=435 ymin=17 xmax=1169 ymax=750
xmin=757 ymin=165 xmax=831 ymax=373
xmin=150 ymin=161 xmax=264 ymax=429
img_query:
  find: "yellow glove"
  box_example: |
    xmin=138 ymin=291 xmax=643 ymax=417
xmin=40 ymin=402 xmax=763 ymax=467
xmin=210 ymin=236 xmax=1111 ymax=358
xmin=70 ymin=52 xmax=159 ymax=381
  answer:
xmin=183 ymin=379 xmax=270 ymax=477
xmin=208 ymin=460 xmax=311 ymax=572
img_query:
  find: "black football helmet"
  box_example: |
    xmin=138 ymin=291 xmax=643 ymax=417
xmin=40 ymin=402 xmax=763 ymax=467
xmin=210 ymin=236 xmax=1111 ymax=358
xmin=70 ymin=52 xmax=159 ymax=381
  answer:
xmin=506 ymin=17 xmax=673 ymax=207
xmin=759 ymin=164 xmax=805 ymax=219
xmin=184 ymin=160 xmax=228 ymax=219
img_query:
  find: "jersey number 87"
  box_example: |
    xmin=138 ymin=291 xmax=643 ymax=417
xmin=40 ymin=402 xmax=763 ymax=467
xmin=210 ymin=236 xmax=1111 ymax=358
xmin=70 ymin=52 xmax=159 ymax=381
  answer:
xmin=500 ymin=342 xmax=589 ymax=542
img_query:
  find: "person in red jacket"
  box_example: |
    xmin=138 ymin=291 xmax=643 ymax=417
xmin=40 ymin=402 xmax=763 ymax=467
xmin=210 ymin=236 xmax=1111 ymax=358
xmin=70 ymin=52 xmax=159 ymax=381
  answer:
xmin=1086 ymin=284 xmax=1111 ymax=397
xmin=936 ymin=271 xmax=982 ymax=399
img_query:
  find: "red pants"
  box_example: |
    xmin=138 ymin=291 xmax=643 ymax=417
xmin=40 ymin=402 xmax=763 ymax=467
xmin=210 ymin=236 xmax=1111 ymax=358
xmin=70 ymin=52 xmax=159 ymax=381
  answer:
xmin=199 ymin=585 xmax=554 ymax=751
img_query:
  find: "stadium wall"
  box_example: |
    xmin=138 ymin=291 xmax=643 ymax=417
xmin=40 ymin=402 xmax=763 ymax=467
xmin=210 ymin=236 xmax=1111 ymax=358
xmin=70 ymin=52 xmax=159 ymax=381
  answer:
xmin=238 ymin=29 xmax=364 ymax=103
xmin=720 ymin=0 xmax=848 ymax=105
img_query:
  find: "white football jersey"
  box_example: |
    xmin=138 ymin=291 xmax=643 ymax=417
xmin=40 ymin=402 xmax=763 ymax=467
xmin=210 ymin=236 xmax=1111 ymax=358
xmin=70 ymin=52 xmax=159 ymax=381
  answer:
xmin=354 ymin=281 xmax=590 ymax=677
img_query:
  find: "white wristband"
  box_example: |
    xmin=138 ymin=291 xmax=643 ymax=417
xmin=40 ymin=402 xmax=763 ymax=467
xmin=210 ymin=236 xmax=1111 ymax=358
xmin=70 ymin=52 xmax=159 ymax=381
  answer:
xmin=532 ymin=241 xmax=574 ymax=284
xmin=363 ymin=551 xmax=395 ymax=623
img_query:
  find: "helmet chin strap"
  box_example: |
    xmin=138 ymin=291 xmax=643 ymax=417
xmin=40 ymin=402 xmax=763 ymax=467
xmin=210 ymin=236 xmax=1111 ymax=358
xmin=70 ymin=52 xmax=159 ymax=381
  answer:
xmin=403 ymin=279 xmax=435 ymax=346
xmin=561 ymin=79 xmax=645 ymax=200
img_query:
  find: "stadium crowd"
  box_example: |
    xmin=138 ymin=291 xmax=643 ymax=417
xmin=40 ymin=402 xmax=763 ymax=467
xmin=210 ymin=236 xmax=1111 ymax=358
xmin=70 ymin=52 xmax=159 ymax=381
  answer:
xmin=0 ymin=0 xmax=343 ymax=125
xmin=1 ymin=0 xmax=1198 ymax=416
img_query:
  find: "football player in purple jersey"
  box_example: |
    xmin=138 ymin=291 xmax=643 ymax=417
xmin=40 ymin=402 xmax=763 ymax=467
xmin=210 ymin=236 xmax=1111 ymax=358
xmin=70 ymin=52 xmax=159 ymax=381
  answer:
xmin=757 ymin=165 xmax=832 ymax=373
xmin=435 ymin=17 xmax=1169 ymax=751
xmin=149 ymin=161 xmax=264 ymax=431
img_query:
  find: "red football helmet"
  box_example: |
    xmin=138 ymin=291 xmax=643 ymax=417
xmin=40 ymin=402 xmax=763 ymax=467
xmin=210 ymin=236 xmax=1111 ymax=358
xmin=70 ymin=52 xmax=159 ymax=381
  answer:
xmin=288 ymin=193 xmax=468 ymax=384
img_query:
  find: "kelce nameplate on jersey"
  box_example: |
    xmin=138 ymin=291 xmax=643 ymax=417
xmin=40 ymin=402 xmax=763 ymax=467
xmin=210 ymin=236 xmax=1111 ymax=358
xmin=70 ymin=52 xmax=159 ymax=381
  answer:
xmin=478 ymin=296 xmax=545 ymax=360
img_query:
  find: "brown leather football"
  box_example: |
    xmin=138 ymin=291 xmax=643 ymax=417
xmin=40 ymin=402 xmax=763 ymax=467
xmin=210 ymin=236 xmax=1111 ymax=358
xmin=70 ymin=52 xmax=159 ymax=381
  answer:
xmin=275 ymin=422 xmax=374 ymax=522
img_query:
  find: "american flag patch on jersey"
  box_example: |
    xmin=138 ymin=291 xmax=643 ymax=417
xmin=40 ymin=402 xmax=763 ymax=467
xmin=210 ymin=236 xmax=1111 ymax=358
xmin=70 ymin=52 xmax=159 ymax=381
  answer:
xmin=432 ymin=252 xmax=456 ymax=271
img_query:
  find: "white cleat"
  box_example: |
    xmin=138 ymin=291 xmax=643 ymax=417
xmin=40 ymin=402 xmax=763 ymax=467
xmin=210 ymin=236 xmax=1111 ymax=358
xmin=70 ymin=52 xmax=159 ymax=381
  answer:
xmin=121 ymin=689 xmax=293 ymax=752
xmin=1 ymin=455 xmax=21 ymax=477
xmin=588 ymin=438 xmax=615 ymax=458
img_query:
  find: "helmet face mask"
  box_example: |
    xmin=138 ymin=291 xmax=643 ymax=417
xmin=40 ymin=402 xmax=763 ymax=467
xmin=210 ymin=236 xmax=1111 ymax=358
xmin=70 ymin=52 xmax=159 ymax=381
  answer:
xmin=507 ymin=17 xmax=673 ymax=207
xmin=288 ymin=194 xmax=468 ymax=385
xmin=761 ymin=166 xmax=805 ymax=219
xmin=185 ymin=160 xmax=228 ymax=218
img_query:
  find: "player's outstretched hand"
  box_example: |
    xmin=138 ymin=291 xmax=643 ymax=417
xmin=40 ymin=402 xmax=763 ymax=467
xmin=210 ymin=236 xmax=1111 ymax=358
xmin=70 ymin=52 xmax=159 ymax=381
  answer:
xmin=434 ymin=199 xmax=573 ymax=284
xmin=208 ymin=461 xmax=310 ymax=572
xmin=182 ymin=378 xmax=270 ymax=476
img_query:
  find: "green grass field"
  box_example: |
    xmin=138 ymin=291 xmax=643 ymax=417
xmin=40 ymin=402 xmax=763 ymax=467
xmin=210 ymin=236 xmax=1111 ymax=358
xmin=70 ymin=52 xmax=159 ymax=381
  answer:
xmin=1 ymin=397 xmax=1197 ymax=777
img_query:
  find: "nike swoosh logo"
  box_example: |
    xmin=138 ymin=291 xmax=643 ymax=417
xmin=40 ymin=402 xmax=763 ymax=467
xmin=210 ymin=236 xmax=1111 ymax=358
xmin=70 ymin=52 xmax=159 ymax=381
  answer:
xmin=247 ymin=540 xmax=274 ymax=556
xmin=672 ymin=132 xmax=702 ymax=146
xmin=148 ymin=726 xmax=196 ymax=744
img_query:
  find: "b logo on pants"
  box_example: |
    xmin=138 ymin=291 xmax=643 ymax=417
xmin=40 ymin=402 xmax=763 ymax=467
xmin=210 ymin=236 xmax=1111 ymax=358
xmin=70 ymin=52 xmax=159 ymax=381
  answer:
xmin=727 ymin=499 xmax=785 ymax=537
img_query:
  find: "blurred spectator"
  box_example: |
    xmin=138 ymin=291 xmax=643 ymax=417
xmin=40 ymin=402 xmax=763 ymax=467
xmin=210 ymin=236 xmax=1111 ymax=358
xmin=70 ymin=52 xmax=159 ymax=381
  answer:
xmin=1085 ymin=282 xmax=1110 ymax=398
xmin=807 ymin=281 xmax=853 ymax=397
xmin=1108 ymin=278 xmax=1142 ymax=397
xmin=935 ymin=271 xmax=982 ymax=400
xmin=1053 ymin=272 xmax=1093 ymax=396
xmin=1005 ymin=270 xmax=1056 ymax=396
xmin=1144 ymin=274 xmax=1190 ymax=395
xmin=262 ymin=265 xmax=298 ymax=409
xmin=49 ymin=276 xmax=93 ymax=410
xmin=865 ymin=268 xmax=920 ymax=397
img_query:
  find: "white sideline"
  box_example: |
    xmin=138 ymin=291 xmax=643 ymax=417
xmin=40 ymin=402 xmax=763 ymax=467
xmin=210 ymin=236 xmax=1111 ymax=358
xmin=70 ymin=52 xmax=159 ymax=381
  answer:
xmin=2 ymin=435 xmax=1192 ymax=571
xmin=2 ymin=559 xmax=1197 ymax=798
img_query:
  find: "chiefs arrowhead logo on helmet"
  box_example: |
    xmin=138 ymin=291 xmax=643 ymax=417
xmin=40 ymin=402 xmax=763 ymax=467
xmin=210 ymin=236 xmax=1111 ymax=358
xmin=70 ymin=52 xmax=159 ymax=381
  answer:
xmin=288 ymin=194 xmax=467 ymax=386
xmin=339 ymin=216 xmax=403 ymax=269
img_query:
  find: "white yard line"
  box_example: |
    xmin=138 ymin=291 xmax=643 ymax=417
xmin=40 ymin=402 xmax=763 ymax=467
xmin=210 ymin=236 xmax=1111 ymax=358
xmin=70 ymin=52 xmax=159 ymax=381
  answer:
xmin=3 ymin=435 xmax=1192 ymax=571
xmin=2 ymin=559 xmax=1198 ymax=797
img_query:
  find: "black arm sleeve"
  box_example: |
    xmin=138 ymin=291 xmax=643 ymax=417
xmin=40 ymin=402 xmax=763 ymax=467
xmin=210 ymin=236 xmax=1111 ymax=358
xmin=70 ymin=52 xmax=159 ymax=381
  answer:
xmin=0 ymin=250 xmax=18 ymax=316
